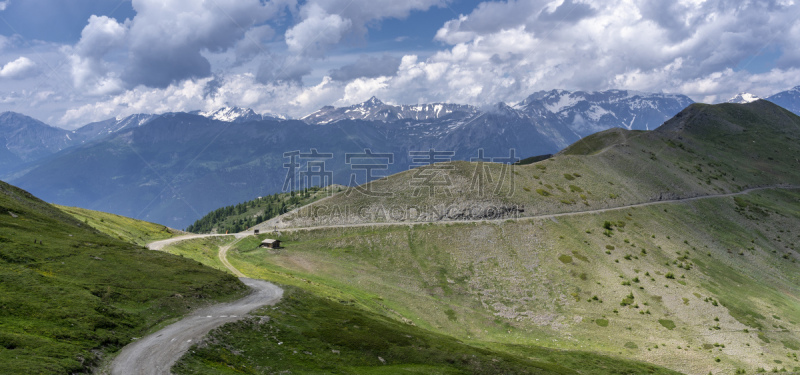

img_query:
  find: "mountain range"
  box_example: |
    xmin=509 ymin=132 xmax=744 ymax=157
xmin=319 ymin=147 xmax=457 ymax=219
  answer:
xmin=2 ymin=86 xmax=800 ymax=228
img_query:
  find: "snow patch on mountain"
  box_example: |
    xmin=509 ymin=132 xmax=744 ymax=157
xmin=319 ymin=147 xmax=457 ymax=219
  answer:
xmin=302 ymin=96 xmax=480 ymax=125
xmin=727 ymin=93 xmax=760 ymax=104
xmin=199 ymin=107 xmax=286 ymax=123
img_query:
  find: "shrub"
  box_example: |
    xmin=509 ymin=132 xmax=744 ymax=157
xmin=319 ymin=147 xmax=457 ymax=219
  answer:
xmin=620 ymin=293 xmax=635 ymax=306
xmin=536 ymin=189 xmax=551 ymax=197
xmin=569 ymin=185 xmax=583 ymax=193
xmin=564 ymin=173 xmax=575 ymax=181
xmin=658 ymin=319 xmax=676 ymax=330
xmin=665 ymin=272 xmax=675 ymax=279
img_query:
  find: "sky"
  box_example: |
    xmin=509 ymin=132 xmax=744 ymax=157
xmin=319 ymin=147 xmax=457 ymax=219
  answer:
xmin=0 ymin=0 xmax=799 ymax=129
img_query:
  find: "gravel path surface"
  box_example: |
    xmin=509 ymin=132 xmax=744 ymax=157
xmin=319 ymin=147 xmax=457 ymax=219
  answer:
xmin=112 ymin=235 xmax=281 ymax=375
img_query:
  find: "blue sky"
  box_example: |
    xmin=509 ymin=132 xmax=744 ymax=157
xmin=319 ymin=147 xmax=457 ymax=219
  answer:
xmin=0 ymin=0 xmax=798 ymax=128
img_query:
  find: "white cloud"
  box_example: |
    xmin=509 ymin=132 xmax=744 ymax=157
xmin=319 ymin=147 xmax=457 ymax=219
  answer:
xmin=337 ymin=76 xmax=390 ymax=104
xmin=285 ymin=0 xmax=446 ymax=58
xmin=404 ymin=0 xmax=800 ymax=104
xmin=285 ymin=4 xmax=351 ymax=57
xmin=0 ymin=56 xmax=37 ymax=79
xmin=67 ymin=15 xmax=128 ymax=95
xmin=59 ymin=74 xmax=344 ymax=126
xmin=0 ymin=1 xmax=8 ymax=11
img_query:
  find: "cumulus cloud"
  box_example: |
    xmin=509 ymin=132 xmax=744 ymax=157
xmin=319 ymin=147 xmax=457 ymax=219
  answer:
xmin=233 ymin=25 xmax=276 ymax=66
xmin=421 ymin=0 xmax=800 ymax=104
xmin=329 ymin=54 xmax=401 ymax=81
xmin=256 ymin=56 xmax=312 ymax=84
xmin=59 ymin=74 xmax=338 ymax=126
xmin=285 ymin=4 xmax=351 ymax=58
xmin=67 ymin=15 xmax=128 ymax=95
xmin=0 ymin=56 xmax=37 ymax=79
xmin=120 ymin=0 xmax=287 ymax=88
xmin=286 ymin=0 xmax=446 ymax=57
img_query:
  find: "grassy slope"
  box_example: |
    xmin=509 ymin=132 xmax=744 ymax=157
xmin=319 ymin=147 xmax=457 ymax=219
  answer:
xmin=173 ymin=286 xmax=680 ymax=375
xmin=268 ymin=101 xmax=800 ymax=228
xmin=0 ymin=181 xmax=247 ymax=374
xmin=55 ymin=204 xmax=182 ymax=246
xmin=161 ymin=236 xmax=234 ymax=274
xmin=223 ymin=188 xmax=800 ymax=374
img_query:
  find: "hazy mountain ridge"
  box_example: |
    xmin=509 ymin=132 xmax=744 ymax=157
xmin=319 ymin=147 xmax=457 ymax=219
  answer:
xmin=73 ymin=113 xmax=159 ymax=141
xmin=0 ymin=112 xmax=75 ymax=175
xmin=766 ymin=85 xmax=800 ymax=114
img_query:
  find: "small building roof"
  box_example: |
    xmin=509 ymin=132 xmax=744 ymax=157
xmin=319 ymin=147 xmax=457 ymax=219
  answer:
xmin=261 ymin=238 xmax=278 ymax=244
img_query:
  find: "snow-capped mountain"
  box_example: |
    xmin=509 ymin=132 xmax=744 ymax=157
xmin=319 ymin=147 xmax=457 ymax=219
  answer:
xmin=199 ymin=107 xmax=285 ymax=123
xmin=727 ymin=93 xmax=760 ymax=104
xmin=302 ymin=97 xmax=480 ymax=124
xmin=766 ymin=86 xmax=800 ymax=115
xmin=299 ymin=90 xmax=694 ymax=149
xmin=514 ymin=89 xmax=695 ymax=134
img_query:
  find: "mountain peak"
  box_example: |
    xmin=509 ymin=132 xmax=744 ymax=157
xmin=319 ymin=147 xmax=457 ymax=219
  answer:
xmin=200 ymin=107 xmax=266 ymax=122
xmin=364 ymin=96 xmax=383 ymax=106
xmin=727 ymin=92 xmax=760 ymax=104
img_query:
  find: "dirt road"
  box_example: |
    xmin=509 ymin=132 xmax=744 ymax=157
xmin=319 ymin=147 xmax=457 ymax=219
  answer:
xmin=112 ymin=234 xmax=281 ymax=375
xmin=268 ymin=184 xmax=800 ymax=233
xmin=147 ymin=233 xmax=248 ymax=251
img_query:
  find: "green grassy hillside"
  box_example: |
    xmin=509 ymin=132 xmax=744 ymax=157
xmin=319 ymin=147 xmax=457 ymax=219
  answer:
xmin=0 ymin=181 xmax=246 ymax=374
xmin=200 ymin=187 xmax=800 ymax=374
xmin=173 ymin=286 xmax=680 ymax=375
xmin=56 ymin=204 xmax=182 ymax=246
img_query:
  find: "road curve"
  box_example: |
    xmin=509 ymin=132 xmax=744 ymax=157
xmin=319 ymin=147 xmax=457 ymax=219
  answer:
xmin=218 ymin=238 xmax=246 ymax=278
xmin=112 ymin=235 xmax=282 ymax=375
xmin=147 ymin=233 xmax=248 ymax=251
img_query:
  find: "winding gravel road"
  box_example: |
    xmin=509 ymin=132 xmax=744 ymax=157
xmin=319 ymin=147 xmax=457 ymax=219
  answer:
xmin=111 ymin=235 xmax=282 ymax=375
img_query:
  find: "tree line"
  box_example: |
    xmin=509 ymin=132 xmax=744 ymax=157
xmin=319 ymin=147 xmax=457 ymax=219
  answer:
xmin=186 ymin=187 xmax=320 ymax=233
